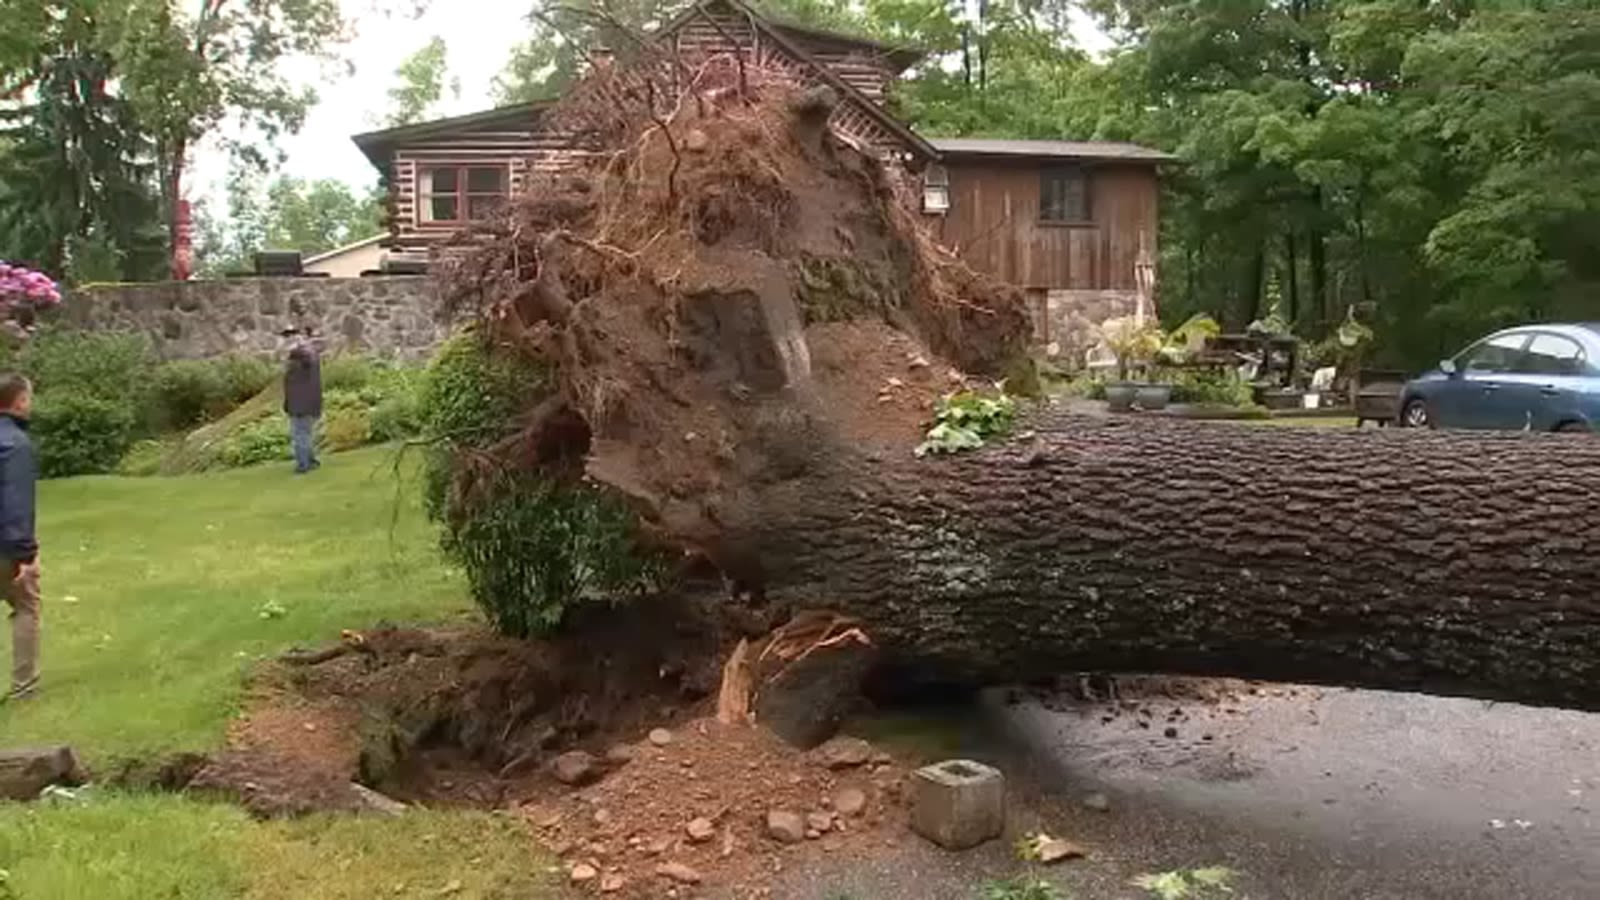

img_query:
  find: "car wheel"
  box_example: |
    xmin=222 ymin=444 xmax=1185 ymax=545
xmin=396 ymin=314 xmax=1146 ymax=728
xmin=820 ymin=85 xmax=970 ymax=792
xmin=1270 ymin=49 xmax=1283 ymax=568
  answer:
xmin=1556 ymin=420 xmax=1590 ymax=434
xmin=1400 ymin=398 xmax=1432 ymax=428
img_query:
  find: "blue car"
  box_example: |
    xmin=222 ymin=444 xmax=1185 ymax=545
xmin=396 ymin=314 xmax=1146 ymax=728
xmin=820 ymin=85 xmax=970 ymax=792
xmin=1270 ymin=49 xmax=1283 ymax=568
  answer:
xmin=1398 ymin=324 xmax=1600 ymax=432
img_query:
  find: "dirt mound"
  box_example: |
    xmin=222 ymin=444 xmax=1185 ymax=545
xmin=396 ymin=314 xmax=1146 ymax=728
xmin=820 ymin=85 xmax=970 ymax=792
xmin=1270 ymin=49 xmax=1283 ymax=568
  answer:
xmin=440 ymin=65 xmax=1029 ymax=569
xmin=512 ymin=719 xmax=908 ymax=898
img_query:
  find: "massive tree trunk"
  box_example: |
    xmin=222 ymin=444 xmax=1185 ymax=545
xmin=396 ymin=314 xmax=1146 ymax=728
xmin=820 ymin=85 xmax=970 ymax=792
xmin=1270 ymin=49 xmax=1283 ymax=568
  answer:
xmin=440 ymin=65 xmax=1600 ymax=722
xmin=722 ymin=413 xmax=1600 ymax=710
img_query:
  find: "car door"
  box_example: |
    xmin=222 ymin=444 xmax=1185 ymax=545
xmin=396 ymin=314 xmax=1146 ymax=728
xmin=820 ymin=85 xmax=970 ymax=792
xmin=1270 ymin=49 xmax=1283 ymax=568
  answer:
xmin=1434 ymin=332 xmax=1532 ymax=429
xmin=1507 ymin=332 xmax=1589 ymax=431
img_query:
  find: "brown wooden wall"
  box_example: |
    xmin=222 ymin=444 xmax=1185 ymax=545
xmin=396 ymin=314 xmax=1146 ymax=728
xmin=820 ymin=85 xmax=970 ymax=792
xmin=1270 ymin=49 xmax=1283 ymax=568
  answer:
xmin=930 ymin=160 xmax=1159 ymax=291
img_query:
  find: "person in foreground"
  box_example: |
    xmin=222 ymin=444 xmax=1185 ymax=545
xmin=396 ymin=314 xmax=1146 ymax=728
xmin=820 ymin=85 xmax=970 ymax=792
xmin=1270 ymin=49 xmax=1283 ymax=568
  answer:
xmin=0 ymin=373 xmax=40 ymax=702
xmin=282 ymin=327 xmax=323 ymax=474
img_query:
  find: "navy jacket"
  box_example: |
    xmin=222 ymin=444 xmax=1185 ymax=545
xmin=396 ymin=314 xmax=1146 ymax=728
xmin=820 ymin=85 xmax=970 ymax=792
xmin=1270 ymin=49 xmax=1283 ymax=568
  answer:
xmin=0 ymin=414 xmax=38 ymax=562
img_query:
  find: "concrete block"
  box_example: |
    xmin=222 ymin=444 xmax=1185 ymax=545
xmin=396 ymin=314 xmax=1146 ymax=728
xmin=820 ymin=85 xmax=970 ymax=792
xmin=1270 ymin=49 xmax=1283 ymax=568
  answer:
xmin=909 ymin=759 xmax=1005 ymax=850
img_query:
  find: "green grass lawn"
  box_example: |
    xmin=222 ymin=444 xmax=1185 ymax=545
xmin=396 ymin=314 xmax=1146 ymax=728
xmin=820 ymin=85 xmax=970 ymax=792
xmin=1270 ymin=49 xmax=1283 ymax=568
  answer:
xmin=3 ymin=446 xmax=471 ymax=760
xmin=0 ymin=448 xmax=557 ymax=899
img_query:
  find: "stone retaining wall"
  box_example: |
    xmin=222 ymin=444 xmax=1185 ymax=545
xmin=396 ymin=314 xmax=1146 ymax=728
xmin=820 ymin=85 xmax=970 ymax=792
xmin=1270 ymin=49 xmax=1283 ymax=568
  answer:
xmin=57 ymin=276 xmax=447 ymax=359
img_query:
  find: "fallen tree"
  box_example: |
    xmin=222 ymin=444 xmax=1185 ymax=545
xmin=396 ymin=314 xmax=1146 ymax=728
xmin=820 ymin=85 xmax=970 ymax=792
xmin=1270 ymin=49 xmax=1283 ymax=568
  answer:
xmin=436 ymin=53 xmax=1600 ymax=723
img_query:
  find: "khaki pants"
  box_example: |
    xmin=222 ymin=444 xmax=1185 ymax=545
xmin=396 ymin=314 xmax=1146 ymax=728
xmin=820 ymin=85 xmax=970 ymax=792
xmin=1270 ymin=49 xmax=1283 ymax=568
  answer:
xmin=5 ymin=561 xmax=38 ymax=694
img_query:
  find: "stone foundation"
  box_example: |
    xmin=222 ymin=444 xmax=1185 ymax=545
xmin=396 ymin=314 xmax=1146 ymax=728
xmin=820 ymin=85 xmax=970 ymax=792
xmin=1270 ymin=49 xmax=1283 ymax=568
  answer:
xmin=1031 ymin=289 xmax=1143 ymax=370
xmin=57 ymin=276 xmax=447 ymax=360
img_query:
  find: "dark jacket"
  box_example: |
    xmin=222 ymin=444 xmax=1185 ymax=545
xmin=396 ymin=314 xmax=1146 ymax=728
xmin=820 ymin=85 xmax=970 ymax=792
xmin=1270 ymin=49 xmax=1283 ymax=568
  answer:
xmin=0 ymin=414 xmax=38 ymax=563
xmin=283 ymin=340 xmax=323 ymax=418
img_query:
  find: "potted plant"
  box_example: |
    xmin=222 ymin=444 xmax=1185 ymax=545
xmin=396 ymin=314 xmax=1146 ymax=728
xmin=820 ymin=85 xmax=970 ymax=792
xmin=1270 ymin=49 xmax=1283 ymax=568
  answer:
xmin=1100 ymin=313 xmax=1221 ymax=412
xmin=1099 ymin=316 xmax=1163 ymax=411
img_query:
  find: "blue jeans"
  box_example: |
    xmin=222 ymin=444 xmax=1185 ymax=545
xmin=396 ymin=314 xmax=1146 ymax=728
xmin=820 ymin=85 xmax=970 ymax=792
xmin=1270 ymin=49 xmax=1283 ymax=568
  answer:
xmin=290 ymin=415 xmax=319 ymax=472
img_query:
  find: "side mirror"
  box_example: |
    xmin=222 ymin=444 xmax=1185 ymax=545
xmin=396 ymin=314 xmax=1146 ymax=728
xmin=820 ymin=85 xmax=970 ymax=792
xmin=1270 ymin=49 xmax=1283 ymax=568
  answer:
xmin=1439 ymin=359 xmax=1458 ymax=376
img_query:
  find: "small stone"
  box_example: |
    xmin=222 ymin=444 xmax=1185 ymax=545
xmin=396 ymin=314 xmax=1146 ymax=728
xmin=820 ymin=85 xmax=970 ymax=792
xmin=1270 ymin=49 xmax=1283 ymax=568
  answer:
xmin=647 ymin=835 xmax=673 ymax=855
xmin=533 ymin=808 xmax=563 ymax=829
xmin=593 ymin=808 xmax=613 ymax=827
xmin=814 ymin=737 xmax=873 ymax=769
xmin=303 ymin=722 xmax=318 ymax=732
xmin=655 ymin=862 xmax=702 ymax=884
xmin=1037 ymin=836 xmax=1088 ymax=864
xmin=685 ymin=128 xmax=710 ymax=152
xmin=570 ymin=863 xmax=599 ymax=884
xmin=552 ymin=750 xmax=600 ymax=786
xmin=1164 ymin=726 xmax=1179 ymax=739
xmin=1082 ymin=792 xmax=1111 ymax=813
xmin=766 ymin=810 xmax=807 ymax=844
xmin=605 ymin=744 xmax=637 ymax=766
xmin=686 ymin=817 xmax=716 ymax=843
xmin=833 ymin=787 xmax=867 ymax=816
xmin=806 ymin=812 xmax=833 ymax=833
xmin=600 ymin=873 xmax=626 ymax=893
xmin=805 ymin=829 xmax=820 ymax=839
xmin=649 ymin=728 xmax=674 ymax=747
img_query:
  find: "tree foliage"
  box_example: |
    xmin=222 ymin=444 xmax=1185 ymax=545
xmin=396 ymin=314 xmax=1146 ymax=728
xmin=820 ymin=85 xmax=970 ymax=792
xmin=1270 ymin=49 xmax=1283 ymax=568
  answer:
xmin=196 ymin=171 xmax=382 ymax=275
xmin=385 ymin=36 xmax=458 ymax=126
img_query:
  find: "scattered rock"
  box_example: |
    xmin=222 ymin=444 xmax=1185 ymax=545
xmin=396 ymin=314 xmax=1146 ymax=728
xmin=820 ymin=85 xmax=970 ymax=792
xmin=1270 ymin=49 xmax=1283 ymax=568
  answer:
xmin=605 ymin=744 xmax=637 ymax=766
xmin=649 ymin=728 xmax=674 ymax=747
xmin=767 ymin=810 xmax=807 ymax=844
xmin=570 ymin=863 xmax=599 ymax=884
xmin=805 ymin=828 xmax=821 ymax=839
xmin=685 ymin=129 xmax=710 ymax=152
xmin=814 ymin=737 xmax=873 ymax=769
xmin=806 ymin=811 xmax=834 ymax=833
xmin=833 ymin=787 xmax=867 ymax=816
xmin=656 ymin=862 xmax=702 ymax=884
xmin=552 ymin=751 xmax=600 ymax=786
xmin=1082 ymin=792 xmax=1111 ymax=813
xmin=686 ymin=817 xmax=716 ymax=843
xmin=593 ymin=808 xmax=613 ymax=827
xmin=600 ymin=873 xmax=627 ymax=893
xmin=350 ymin=783 xmax=407 ymax=817
xmin=1036 ymin=836 xmax=1088 ymax=864
xmin=647 ymin=835 xmax=674 ymax=856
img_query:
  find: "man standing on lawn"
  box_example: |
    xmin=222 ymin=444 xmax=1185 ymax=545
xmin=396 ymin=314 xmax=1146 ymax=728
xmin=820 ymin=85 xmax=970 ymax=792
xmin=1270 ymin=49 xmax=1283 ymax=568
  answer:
xmin=0 ymin=374 xmax=40 ymax=701
xmin=282 ymin=327 xmax=323 ymax=474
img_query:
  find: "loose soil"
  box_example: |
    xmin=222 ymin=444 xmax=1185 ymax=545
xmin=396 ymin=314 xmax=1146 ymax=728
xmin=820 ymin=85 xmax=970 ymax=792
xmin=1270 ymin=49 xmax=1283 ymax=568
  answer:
xmin=176 ymin=594 xmax=951 ymax=898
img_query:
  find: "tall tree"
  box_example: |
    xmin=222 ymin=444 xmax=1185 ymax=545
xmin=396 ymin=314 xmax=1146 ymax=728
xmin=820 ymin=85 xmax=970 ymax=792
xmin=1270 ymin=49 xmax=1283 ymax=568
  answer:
xmin=196 ymin=170 xmax=382 ymax=275
xmin=385 ymin=36 xmax=458 ymax=126
xmin=0 ymin=2 xmax=165 ymax=282
xmin=100 ymin=0 xmax=348 ymax=277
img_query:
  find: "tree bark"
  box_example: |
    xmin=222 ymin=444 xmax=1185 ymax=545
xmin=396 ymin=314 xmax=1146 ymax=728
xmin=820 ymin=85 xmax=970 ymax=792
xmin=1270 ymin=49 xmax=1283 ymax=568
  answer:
xmin=719 ymin=412 xmax=1600 ymax=712
xmin=0 ymin=746 xmax=86 ymax=801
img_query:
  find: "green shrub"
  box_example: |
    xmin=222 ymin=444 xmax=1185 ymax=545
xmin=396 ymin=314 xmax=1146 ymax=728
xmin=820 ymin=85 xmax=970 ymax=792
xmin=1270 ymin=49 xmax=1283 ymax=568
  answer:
xmin=32 ymin=390 xmax=138 ymax=478
xmin=147 ymin=360 xmax=229 ymax=431
xmin=17 ymin=328 xmax=153 ymax=400
xmin=1163 ymin=369 xmax=1255 ymax=407
xmin=218 ymin=416 xmax=292 ymax=468
xmin=419 ymin=329 xmax=662 ymax=636
xmin=321 ymin=354 xmax=384 ymax=393
xmin=442 ymin=473 xmax=662 ymax=637
xmin=321 ymin=406 xmax=372 ymax=452
xmin=216 ymin=355 xmax=277 ymax=404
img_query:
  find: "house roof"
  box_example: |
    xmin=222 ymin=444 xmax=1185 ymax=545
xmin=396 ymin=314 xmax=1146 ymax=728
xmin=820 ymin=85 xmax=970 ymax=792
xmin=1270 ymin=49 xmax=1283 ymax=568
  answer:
xmin=304 ymin=233 xmax=386 ymax=266
xmin=351 ymin=100 xmax=554 ymax=168
xmin=930 ymin=137 xmax=1177 ymax=164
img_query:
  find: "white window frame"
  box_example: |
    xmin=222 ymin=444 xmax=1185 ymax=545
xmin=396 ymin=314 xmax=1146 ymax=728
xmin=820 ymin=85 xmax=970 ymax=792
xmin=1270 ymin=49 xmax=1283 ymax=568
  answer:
xmin=922 ymin=164 xmax=951 ymax=215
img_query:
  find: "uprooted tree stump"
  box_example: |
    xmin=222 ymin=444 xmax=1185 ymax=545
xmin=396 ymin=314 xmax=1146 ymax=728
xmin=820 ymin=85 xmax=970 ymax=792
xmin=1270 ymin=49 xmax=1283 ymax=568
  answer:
xmin=437 ymin=51 xmax=1600 ymax=732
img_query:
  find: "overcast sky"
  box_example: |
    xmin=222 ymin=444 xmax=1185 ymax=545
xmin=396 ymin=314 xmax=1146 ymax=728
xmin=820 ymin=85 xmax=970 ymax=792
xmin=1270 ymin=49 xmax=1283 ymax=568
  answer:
xmin=192 ymin=1 xmax=1111 ymax=204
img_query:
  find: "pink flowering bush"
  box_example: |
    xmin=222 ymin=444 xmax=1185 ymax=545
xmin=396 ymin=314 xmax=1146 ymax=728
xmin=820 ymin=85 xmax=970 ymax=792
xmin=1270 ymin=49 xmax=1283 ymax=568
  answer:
xmin=0 ymin=261 xmax=62 ymax=308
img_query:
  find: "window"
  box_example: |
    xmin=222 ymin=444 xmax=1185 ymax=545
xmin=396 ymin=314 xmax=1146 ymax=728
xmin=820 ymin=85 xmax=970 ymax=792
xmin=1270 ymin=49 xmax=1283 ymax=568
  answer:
xmin=922 ymin=164 xmax=950 ymax=214
xmin=1518 ymin=333 xmax=1586 ymax=376
xmin=1458 ymin=333 xmax=1530 ymax=374
xmin=419 ymin=165 xmax=509 ymax=224
xmin=1039 ymin=167 xmax=1089 ymax=223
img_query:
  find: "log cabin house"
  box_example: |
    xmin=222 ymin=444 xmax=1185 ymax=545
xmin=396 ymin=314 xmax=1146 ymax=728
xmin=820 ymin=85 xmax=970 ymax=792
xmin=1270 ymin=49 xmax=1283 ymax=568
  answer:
xmin=350 ymin=0 xmax=1173 ymax=357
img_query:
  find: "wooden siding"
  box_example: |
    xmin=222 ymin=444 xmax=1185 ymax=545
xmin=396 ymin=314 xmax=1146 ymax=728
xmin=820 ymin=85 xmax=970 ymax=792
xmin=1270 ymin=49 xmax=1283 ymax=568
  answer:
xmin=930 ymin=160 xmax=1159 ymax=291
